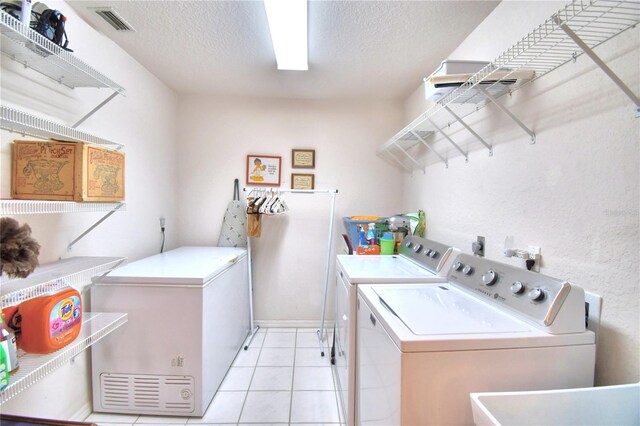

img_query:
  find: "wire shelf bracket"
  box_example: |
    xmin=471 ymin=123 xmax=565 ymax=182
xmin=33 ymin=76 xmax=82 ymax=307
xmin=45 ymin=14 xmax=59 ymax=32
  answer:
xmin=553 ymin=16 xmax=640 ymax=118
xmin=443 ymin=106 xmax=493 ymax=156
xmin=477 ymin=86 xmax=536 ymax=144
xmin=67 ymin=203 xmax=125 ymax=251
xmin=410 ymin=130 xmax=448 ymax=168
xmin=427 ymin=118 xmax=469 ymax=162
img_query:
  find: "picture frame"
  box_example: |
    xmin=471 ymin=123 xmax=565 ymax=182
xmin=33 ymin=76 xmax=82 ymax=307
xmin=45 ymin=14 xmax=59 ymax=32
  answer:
xmin=292 ymin=149 xmax=315 ymax=169
xmin=291 ymin=173 xmax=315 ymax=190
xmin=246 ymin=155 xmax=281 ymax=186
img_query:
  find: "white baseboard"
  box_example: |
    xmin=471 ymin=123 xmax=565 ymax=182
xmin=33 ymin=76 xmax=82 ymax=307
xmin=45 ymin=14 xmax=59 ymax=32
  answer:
xmin=254 ymin=319 xmax=334 ymax=330
xmin=71 ymin=400 xmax=93 ymax=422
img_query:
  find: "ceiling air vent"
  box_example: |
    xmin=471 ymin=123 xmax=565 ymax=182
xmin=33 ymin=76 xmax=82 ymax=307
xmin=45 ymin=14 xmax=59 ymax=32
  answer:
xmin=92 ymin=7 xmax=135 ymax=32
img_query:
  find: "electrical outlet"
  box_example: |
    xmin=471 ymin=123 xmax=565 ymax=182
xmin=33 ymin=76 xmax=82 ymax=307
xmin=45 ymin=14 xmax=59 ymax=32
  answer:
xmin=159 ymin=217 xmax=166 ymax=228
xmin=527 ymin=245 xmax=541 ymax=255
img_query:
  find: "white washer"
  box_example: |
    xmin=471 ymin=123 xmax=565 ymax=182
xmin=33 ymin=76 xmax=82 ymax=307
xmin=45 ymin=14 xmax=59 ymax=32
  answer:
xmin=334 ymin=236 xmax=460 ymax=425
xmin=357 ymin=253 xmax=596 ymax=425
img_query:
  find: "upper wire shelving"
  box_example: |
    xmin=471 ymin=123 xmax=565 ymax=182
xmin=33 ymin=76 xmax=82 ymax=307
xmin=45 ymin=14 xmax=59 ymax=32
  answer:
xmin=379 ymin=0 xmax=640 ymax=172
xmin=1 ymin=256 xmax=126 ymax=308
xmin=0 ymin=105 xmax=125 ymax=151
xmin=0 ymin=10 xmax=123 ymax=92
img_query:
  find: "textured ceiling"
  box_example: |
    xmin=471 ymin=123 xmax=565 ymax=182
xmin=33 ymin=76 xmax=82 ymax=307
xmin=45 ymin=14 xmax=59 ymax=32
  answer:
xmin=68 ymin=1 xmax=500 ymax=100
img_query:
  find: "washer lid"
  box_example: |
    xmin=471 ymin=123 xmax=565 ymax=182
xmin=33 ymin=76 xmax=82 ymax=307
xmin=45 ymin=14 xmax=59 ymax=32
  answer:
xmin=337 ymin=255 xmax=442 ymax=283
xmin=373 ymin=285 xmax=530 ymax=335
xmin=95 ymin=246 xmax=247 ymax=286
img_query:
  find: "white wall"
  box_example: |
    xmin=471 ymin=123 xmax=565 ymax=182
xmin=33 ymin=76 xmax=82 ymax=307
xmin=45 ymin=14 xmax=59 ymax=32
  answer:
xmin=176 ymin=96 xmax=404 ymax=325
xmin=401 ymin=1 xmax=639 ymax=386
xmin=1 ymin=0 xmax=179 ymax=418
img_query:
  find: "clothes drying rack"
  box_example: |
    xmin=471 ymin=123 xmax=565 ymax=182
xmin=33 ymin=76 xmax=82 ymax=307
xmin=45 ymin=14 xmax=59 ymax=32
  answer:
xmin=242 ymin=187 xmax=338 ymax=356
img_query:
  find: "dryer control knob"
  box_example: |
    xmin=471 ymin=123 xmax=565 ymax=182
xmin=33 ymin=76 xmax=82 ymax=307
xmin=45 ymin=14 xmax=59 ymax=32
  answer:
xmin=423 ymin=249 xmax=432 ymax=256
xmin=528 ymin=288 xmax=545 ymax=302
xmin=462 ymin=265 xmax=473 ymax=275
xmin=511 ymin=281 xmax=526 ymax=294
xmin=481 ymin=270 xmax=498 ymax=286
xmin=453 ymin=262 xmax=463 ymax=271
xmin=405 ymin=241 xmax=413 ymax=248
xmin=413 ymin=244 xmax=423 ymax=253
xmin=429 ymin=250 xmax=438 ymax=258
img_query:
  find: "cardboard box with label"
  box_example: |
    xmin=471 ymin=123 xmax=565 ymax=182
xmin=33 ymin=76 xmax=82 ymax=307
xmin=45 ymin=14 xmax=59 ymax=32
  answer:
xmin=12 ymin=141 xmax=125 ymax=202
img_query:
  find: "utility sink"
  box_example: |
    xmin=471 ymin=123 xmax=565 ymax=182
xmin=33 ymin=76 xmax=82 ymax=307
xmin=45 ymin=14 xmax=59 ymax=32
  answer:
xmin=470 ymin=383 xmax=640 ymax=425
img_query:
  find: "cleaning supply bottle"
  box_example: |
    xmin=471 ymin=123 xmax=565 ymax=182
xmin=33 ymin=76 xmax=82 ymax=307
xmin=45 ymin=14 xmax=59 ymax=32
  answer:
xmin=0 ymin=342 xmax=8 ymax=391
xmin=0 ymin=309 xmax=18 ymax=373
xmin=366 ymin=223 xmax=376 ymax=246
xmin=358 ymin=225 xmax=366 ymax=247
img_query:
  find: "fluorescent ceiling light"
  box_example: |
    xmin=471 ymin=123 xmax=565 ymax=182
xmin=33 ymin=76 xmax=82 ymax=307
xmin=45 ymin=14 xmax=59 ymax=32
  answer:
xmin=264 ymin=0 xmax=308 ymax=71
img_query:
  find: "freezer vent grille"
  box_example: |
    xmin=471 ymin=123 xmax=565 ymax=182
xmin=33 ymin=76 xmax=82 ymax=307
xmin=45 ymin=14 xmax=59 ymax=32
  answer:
xmin=100 ymin=373 xmax=194 ymax=413
xmin=93 ymin=8 xmax=135 ymax=31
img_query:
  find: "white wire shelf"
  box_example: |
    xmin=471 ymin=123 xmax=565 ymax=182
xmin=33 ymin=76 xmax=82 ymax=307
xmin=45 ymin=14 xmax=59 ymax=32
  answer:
xmin=1 ymin=257 xmax=126 ymax=308
xmin=1 ymin=105 xmax=125 ymax=151
xmin=0 ymin=312 xmax=128 ymax=404
xmin=0 ymin=199 xmax=126 ymax=215
xmin=380 ymin=0 xmax=640 ymax=171
xmin=0 ymin=11 xmax=124 ymax=92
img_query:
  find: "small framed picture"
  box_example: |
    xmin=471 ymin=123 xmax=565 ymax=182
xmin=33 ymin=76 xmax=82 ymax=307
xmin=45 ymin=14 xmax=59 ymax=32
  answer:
xmin=247 ymin=155 xmax=281 ymax=186
xmin=291 ymin=173 xmax=315 ymax=190
xmin=292 ymin=149 xmax=315 ymax=169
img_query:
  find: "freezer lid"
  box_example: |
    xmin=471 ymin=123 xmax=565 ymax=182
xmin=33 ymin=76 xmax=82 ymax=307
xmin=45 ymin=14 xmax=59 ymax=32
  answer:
xmin=95 ymin=246 xmax=247 ymax=286
xmin=373 ymin=285 xmax=531 ymax=335
xmin=336 ymin=255 xmax=441 ymax=283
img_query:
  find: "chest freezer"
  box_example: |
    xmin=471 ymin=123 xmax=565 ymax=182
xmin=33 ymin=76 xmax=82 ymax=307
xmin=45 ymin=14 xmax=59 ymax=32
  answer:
xmin=90 ymin=246 xmax=250 ymax=417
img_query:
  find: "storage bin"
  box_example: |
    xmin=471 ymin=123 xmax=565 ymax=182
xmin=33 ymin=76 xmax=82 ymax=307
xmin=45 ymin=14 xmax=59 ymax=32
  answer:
xmin=342 ymin=217 xmax=388 ymax=251
xmin=11 ymin=140 xmax=125 ymax=202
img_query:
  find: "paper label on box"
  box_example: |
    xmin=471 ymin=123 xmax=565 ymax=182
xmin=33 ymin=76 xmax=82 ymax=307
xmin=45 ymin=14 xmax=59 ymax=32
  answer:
xmin=12 ymin=142 xmax=78 ymax=198
xmin=85 ymin=146 xmax=125 ymax=198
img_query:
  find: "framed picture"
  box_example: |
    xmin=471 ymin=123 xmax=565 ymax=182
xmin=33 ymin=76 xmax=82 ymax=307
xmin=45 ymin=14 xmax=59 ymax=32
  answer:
xmin=291 ymin=173 xmax=315 ymax=190
xmin=246 ymin=155 xmax=281 ymax=186
xmin=292 ymin=149 xmax=315 ymax=169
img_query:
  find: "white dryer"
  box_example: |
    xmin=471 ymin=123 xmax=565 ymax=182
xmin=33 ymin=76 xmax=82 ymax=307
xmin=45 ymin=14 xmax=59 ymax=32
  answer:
xmin=357 ymin=253 xmax=597 ymax=425
xmin=334 ymin=236 xmax=459 ymax=425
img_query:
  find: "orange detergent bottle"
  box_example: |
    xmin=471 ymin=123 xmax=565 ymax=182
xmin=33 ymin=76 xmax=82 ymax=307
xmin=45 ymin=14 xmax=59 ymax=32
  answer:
xmin=19 ymin=288 xmax=82 ymax=354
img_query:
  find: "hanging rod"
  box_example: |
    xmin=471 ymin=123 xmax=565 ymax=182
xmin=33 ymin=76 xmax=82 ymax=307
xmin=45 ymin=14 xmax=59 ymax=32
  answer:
xmin=244 ymin=187 xmax=338 ymax=194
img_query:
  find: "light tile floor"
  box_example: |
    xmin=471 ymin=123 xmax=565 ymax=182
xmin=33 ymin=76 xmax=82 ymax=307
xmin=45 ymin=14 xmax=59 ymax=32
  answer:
xmin=85 ymin=328 xmax=342 ymax=426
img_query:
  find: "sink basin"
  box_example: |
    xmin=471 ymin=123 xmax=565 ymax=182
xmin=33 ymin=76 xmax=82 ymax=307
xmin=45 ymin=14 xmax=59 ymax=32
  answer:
xmin=470 ymin=383 xmax=640 ymax=425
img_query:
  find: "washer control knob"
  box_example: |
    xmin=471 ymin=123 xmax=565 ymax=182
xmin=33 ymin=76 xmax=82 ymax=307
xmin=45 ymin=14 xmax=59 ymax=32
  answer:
xmin=462 ymin=265 xmax=473 ymax=275
xmin=413 ymin=244 xmax=423 ymax=253
xmin=405 ymin=241 xmax=413 ymax=248
xmin=423 ymin=249 xmax=432 ymax=256
xmin=528 ymin=288 xmax=545 ymax=302
xmin=481 ymin=270 xmax=498 ymax=286
xmin=453 ymin=262 xmax=463 ymax=271
xmin=429 ymin=250 xmax=438 ymax=258
xmin=510 ymin=281 xmax=526 ymax=294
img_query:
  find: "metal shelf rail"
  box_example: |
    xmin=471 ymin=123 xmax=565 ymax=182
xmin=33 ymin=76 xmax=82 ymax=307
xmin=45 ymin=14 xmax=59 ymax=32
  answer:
xmin=379 ymin=0 xmax=640 ymax=172
xmin=0 ymin=200 xmax=126 ymax=216
xmin=0 ymin=11 xmax=125 ymax=125
xmin=0 ymin=312 xmax=128 ymax=404
xmin=1 ymin=256 xmax=126 ymax=308
xmin=0 ymin=105 xmax=125 ymax=151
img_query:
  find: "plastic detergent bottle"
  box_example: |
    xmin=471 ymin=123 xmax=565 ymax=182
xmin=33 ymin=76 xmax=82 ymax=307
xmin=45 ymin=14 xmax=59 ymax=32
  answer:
xmin=19 ymin=287 xmax=82 ymax=354
xmin=366 ymin=223 xmax=376 ymax=245
xmin=0 ymin=311 xmax=18 ymax=373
